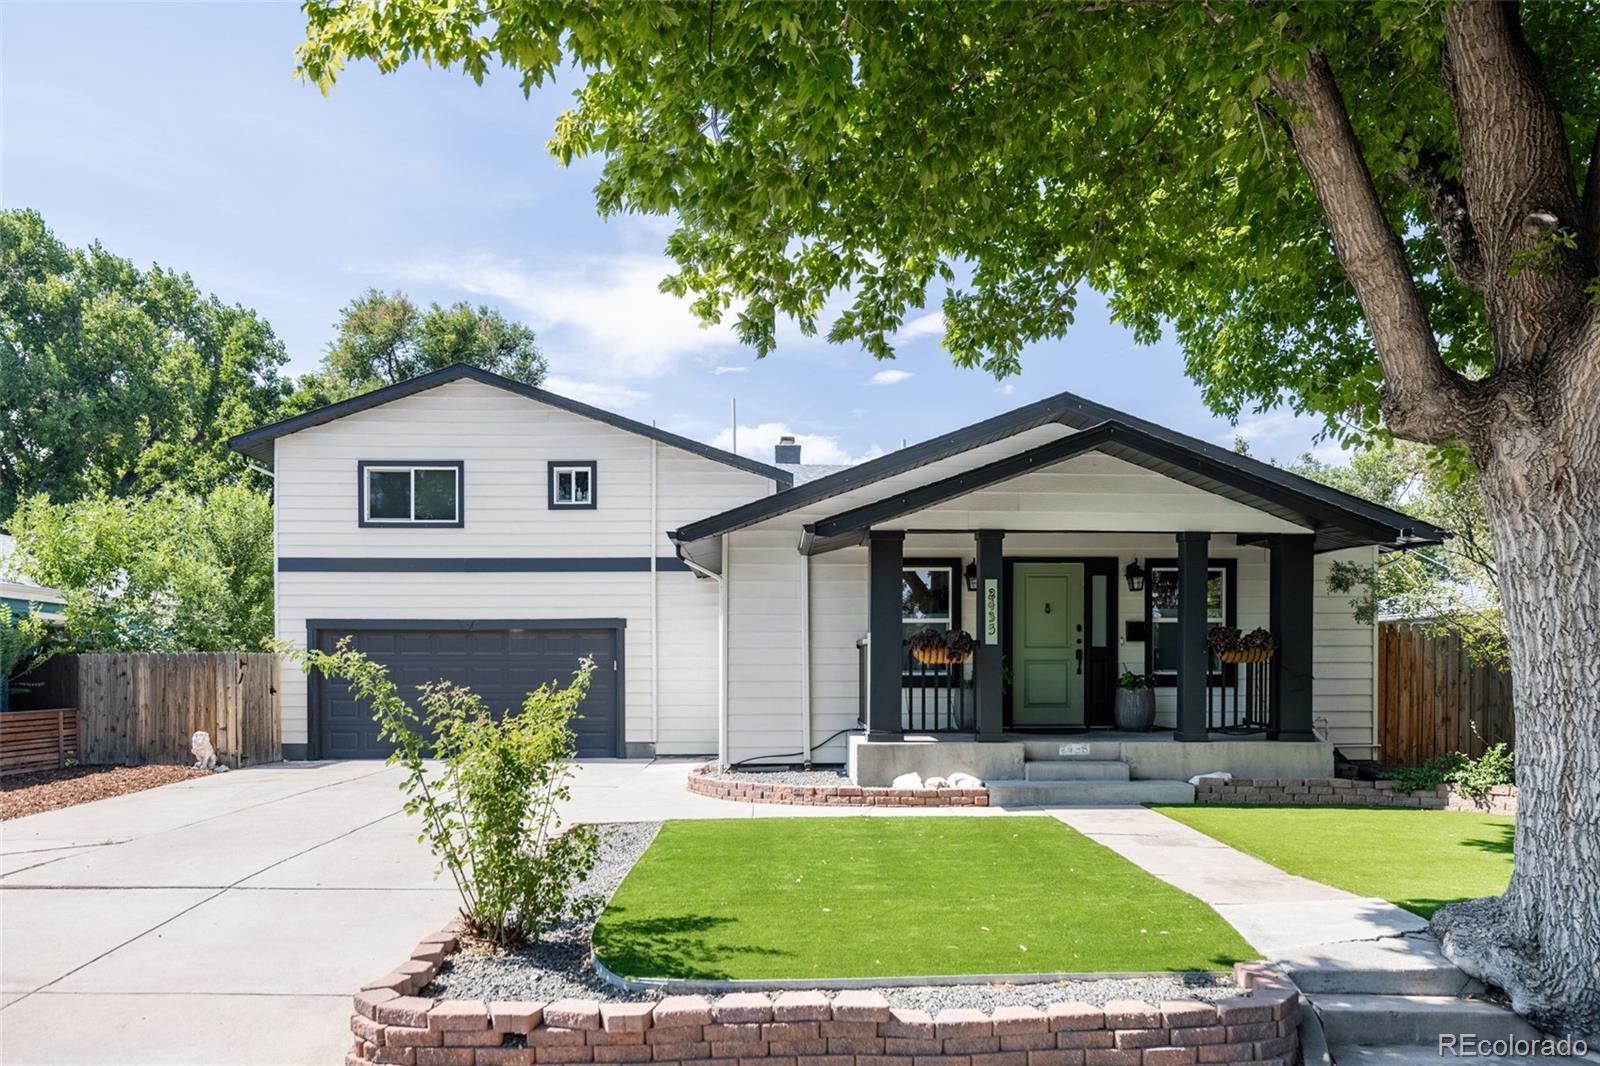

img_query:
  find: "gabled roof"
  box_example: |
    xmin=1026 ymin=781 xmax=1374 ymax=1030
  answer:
xmin=797 ymin=420 xmax=1436 ymax=555
xmin=669 ymin=390 xmax=1447 ymax=567
xmin=227 ymin=364 xmax=793 ymax=486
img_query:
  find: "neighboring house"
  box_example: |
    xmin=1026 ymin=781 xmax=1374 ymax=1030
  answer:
xmin=0 ymin=534 xmax=66 ymax=622
xmin=229 ymin=364 xmax=1443 ymax=773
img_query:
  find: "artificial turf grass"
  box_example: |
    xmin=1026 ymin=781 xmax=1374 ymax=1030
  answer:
xmin=1150 ymin=804 xmax=1514 ymax=918
xmin=591 ymin=816 xmax=1256 ymax=980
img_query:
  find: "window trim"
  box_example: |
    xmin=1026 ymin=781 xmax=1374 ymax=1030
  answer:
xmin=901 ymin=556 xmax=963 ymax=685
xmin=1142 ymin=556 xmax=1237 ymax=688
xmin=548 ymin=461 xmax=598 ymax=510
xmin=356 ymin=460 xmax=464 ymax=528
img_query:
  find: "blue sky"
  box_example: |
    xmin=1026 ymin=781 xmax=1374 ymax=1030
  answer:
xmin=3 ymin=1 xmax=1340 ymax=468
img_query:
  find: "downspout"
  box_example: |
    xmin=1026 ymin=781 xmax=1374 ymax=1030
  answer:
xmin=650 ymin=435 xmax=659 ymax=753
xmin=800 ymin=552 xmax=812 ymax=768
xmin=718 ymin=536 xmax=729 ymax=769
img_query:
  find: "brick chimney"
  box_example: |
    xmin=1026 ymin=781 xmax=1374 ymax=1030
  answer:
xmin=774 ymin=435 xmax=802 ymax=464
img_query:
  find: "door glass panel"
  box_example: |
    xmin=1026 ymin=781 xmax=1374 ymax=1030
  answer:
xmin=1091 ymin=574 xmax=1107 ymax=647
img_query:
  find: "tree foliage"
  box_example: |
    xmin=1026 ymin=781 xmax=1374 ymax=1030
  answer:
xmin=316 ymin=288 xmax=546 ymax=396
xmin=296 ymin=1 xmax=1598 ymax=452
xmin=1295 ymin=443 xmax=1507 ymax=669
xmin=7 ymin=485 xmax=273 ymax=653
xmin=288 ymin=641 xmax=601 ymax=947
xmin=0 ymin=209 xmax=294 ymax=520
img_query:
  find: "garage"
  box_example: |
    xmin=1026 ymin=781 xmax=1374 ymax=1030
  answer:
xmin=308 ymin=621 xmax=623 ymax=759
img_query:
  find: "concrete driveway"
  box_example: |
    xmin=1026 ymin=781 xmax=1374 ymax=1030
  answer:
xmin=0 ymin=758 xmax=1012 ymax=1065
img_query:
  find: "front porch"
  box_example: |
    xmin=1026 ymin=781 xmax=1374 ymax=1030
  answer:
xmin=857 ymin=529 xmax=1324 ymax=748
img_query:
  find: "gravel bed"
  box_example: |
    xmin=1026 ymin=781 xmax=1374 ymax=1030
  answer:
xmin=703 ymin=767 xmax=849 ymax=786
xmin=1 ymin=764 xmax=212 ymax=820
xmin=424 ymin=821 xmax=1241 ymax=1009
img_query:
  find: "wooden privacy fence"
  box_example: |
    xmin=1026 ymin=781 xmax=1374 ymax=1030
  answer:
xmin=0 ymin=709 xmax=79 ymax=775
xmin=70 ymin=653 xmax=280 ymax=768
xmin=1378 ymin=621 xmax=1513 ymax=765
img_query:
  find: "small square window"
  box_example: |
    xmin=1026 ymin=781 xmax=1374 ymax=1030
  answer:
xmin=548 ymin=462 xmax=597 ymax=509
xmin=359 ymin=462 xmax=462 ymax=526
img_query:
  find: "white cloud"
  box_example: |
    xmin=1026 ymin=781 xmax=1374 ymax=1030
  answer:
xmin=711 ymin=422 xmax=885 ymax=467
xmin=713 ymin=365 xmax=750 ymax=375
xmin=543 ymin=375 xmax=650 ymax=411
xmin=895 ymin=311 xmax=945 ymax=342
xmin=384 ymin=252 xmax=739 ymax=379
xmin=1228 ymin=408 xmax=1345 ymax=463
xmin=869 ymin=369 xmax=914 ymax=386
xmin=998 ymin=382 xmax=1017 ymax=396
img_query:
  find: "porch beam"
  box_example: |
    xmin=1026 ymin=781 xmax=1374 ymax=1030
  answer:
xmin=974 ymin=529 xmax=1005 ymax=741
xmin=1175 ymin=531 xmax=1211 ymax=742
xmin=866 ymin=530 xmax=906 ymax=738
xmin=1269 ymin=533 xmax=1319 ymax=741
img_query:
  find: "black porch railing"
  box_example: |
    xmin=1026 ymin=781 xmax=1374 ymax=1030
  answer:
xmin=854 ymin=635 xmax=976 ymax=734
xmin=1207 ymin=652 xmax=1275 ymax=734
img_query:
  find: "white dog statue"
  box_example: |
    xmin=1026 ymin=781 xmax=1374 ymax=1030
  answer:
xmin=191 ymin=731 xmax=218 ymax=770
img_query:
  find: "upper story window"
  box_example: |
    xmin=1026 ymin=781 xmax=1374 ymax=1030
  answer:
xmin=358 ymin=461 xmax=463 ymax=527
xmin=548 ymin=461 xmax=597 ymax=509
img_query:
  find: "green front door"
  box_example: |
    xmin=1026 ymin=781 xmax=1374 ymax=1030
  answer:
xmin=1011 ymin=563 xmax=1086 ymax=727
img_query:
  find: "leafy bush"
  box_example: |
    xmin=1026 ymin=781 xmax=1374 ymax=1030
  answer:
xmin=1118 ymin=669 xmax=1154 ymax=689
xmin=1387 ymin=743 xmax=1515 ymax=799
xmin=290 ymin=640 xmax=601 ymax=947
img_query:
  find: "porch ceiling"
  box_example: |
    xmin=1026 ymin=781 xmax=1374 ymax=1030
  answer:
xmin=797 ymin=420 xmax=1441 ymax=556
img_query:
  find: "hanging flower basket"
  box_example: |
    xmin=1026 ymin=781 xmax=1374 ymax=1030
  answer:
xmin=908 ymin=628 xmax=976 ymax=665
xmin=1208 ymin=626 xmax=1277 ymax=663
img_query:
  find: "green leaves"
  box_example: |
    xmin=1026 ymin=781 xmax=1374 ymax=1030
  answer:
xmin=0 ymin=209 xmax=292 ymax=521
xmin=323 ymin=288 xmax=547 ymax=392
xmin=295 ymin=1 xmax=1600 ymax=447
xmin=7 ymin=485 xmax=273 ymax=653
xmin=289 ymin=641 xmax=601 ymax=947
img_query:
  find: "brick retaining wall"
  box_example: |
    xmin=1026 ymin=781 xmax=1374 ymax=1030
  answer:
xmin=349 ymin=928 xmax=1301 ymax=1066
xmin=687 ymin=767 xmax=988 ymax=807
xmin=1194 ymin=777 xmax=1516 ymax=813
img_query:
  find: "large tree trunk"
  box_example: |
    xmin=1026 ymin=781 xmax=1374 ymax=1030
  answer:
xmin=1432 ymin=322 xmax=1600 ymax=1039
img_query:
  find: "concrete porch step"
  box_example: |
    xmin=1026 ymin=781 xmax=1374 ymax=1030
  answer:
xmin=1312 ymin=994 xmax=1546 ymax=1047
xmin=1024 ymin=759 xmax=1131 ymax=781
xmin=1278 ymin=937 xmax=1484 ymax=996
xmin=985 ymin=778 xmax=1194 ymax=806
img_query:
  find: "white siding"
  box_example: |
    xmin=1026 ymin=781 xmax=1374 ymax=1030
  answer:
xmin=272 ymin=378 xmax=771 ymax=753
xmin=1315 ymin=547 xmax=1379 ymax=757
xmin=723 ymin=456 xmax=1379 ymax=764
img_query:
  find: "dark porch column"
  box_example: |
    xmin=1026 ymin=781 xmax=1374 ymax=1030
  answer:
xmin=866 ymin=530 xmax=906 ymax=738
xmin=1269 ymin=533 xmax=1318 ymax=741
xmin=1175 ymin=531 xmax=1211 ymax=742
xmin=974 ymin=529 xmax=1005 ymax=741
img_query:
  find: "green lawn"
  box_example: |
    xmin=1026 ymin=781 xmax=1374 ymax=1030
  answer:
xmin=592 ymin=817 xmax=1255 ymax=980
xmin=1151 ymin=805 xmax=1513 ymax=917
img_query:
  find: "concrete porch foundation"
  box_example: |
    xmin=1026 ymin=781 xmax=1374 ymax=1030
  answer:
xmin=847 ymin=730 xmax=1335 ymax=791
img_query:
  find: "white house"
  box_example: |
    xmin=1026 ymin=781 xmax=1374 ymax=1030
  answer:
xmin=230 ymin=364 xmax=1443 ymax=794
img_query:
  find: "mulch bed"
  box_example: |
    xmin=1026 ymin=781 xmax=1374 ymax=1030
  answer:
xmin=0 ymin=764 xmax=212 ymax=820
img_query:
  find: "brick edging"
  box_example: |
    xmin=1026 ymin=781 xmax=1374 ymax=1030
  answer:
xmin=350 ymin=928 xmax=1301 ymax=1066
xmin=1195 ymin=777 xmax=1517 ymax=813
xmin=686 ymin=765 xmax=989 ymax=807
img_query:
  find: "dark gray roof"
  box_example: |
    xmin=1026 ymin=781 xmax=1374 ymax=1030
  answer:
xmin=670 ymin=391 xmax=1447 ymax=555
xmin=227 ymin=364 xmax=793 ymax=487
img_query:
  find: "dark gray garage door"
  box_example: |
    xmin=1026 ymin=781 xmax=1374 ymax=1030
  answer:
xmin=312 ymin=624 xmax=621 ymax=759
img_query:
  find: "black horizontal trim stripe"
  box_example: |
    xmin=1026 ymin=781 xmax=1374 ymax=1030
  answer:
xmin=279 ymin=556 xmax=692 ymax=573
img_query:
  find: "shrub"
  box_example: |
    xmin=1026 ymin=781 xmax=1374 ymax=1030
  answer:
xmin=289 ymin=640 xmax=601 ymax=947
xmin=1118 ymin=669 xmax=1154 ymax=689
xmin=1387 ymin=742 xmax=1515 ymax=800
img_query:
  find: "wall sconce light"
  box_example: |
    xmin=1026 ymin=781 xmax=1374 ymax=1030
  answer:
xmin=964 ymin=561 xmax=978 ymax=592
xmin=1124 ymin=559 xmax=1147 ymax=593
